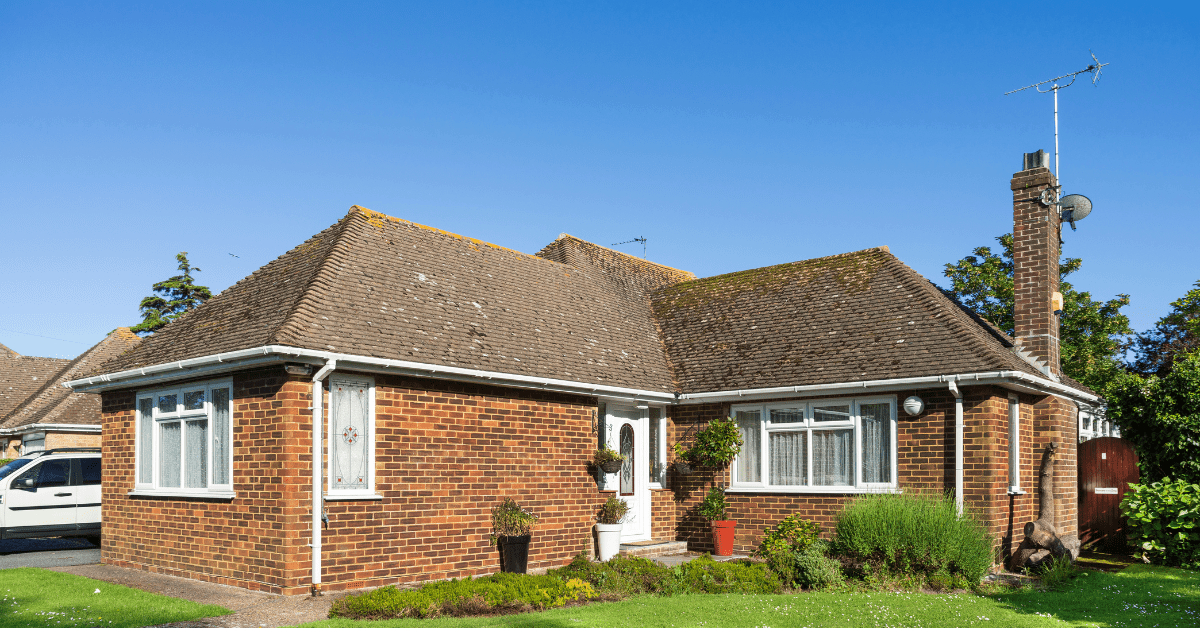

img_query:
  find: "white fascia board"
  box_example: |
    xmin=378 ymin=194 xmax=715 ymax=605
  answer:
xmin=63 ymin=345 xmax=675 ymax=404
xmin=0 ymin=423 xmax=101 ymax=436
xmin=678 ymin=371 xmax=1099 ymax=405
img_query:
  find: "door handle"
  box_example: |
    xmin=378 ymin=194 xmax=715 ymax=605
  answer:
xmin=55 ymin=492 xmax=72 ymax=497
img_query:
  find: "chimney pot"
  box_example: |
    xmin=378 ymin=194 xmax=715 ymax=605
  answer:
xmin=1023 ymin=150 xmax=1051 ymax=171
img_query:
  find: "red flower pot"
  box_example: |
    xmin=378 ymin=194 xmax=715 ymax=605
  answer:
xmin=711 ymin=520 xmax=737 ymax=556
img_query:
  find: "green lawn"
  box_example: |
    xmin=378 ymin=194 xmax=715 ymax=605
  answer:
xmin=0 ymin=568 xmax=230 ymax=628
xmin=296 ymin=564 xmax=1200 ymax=628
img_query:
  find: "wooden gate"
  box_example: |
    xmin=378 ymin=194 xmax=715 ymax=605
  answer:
xmin=1078 ymin=437 xmax=1139 ymax=552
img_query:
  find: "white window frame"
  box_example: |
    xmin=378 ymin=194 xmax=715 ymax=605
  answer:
xmin=325 ymin=374 xmax=378 ymax=500
xmin=132 ymin=378 xmax=234 ymax=498
xmin=728 ymin=396 xmax=898 ymax=494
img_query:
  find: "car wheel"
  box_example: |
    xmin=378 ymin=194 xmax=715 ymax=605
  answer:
xmin=85 ymin=536 xmax=101 ymax=547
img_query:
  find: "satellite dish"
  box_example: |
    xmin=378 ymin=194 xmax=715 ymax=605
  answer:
xmin=1059 ymin=194 xmax=1092 ymax=231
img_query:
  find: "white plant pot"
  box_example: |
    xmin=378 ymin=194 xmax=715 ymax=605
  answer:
xmin=596 ymin=523 xmax=623 ymax=561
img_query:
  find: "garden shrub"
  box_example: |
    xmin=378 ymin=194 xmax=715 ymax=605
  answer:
xmin=329 ymin=572 xmax=596 ymax=619
xmin=752 ymin=514 xmax=822 ymax=587
xmin=793 ymin=540 xmax=843 ymax=590
xmin=550 ymin=553 xmax=781 ymax=596
xmin=1121 ymin=478 xmax=1200 ymax=569
xmin=833 ymin=491 xmax=992 ymax=583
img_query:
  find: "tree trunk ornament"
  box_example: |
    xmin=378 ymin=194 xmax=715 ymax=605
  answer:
xmin=1009 ymin=442 xmax=1081 ymax=571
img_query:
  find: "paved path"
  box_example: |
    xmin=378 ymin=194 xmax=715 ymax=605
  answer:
xmin=54 ymin=563 xmax=351 ymax=628
xmin=0 ymin=537 xmax=100 ymax=569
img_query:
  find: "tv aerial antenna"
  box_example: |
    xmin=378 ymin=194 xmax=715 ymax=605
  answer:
xmin=612 ymin=237 xmax=647 ymax=258
xmin=1005 ymin=51 xmax=1108 ymax=197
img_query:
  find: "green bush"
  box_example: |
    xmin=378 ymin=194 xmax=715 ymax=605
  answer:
xmin=697 ymin=485 xmax=729 ymax=521
xmin=752 ymin=514 xmax=822 ymax=587
xmin=686 ymin=417 xmax=743 ymax=468
xmin=833 ymin=492 xmax=992 ymax=583
xmin=793 ymin=540 xmax=843 ymax=590
xmin=550 ymin=553 xmax=781 ymax=596
xmin=1037 ymin=554 xmax=1082 ymax=590
xmin=1121 ymin=478 xmax=1200 ymax=569
xmin=329 ymin=572 xmax=596 ymax=619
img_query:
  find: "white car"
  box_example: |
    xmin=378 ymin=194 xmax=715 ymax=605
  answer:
xmin=0 ymin=448 xmax=101 ymax=545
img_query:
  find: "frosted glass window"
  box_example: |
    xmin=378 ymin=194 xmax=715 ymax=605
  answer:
xmin=619 ymin=424 xmax=634 ymax=496
xmin=184 ymin=390 xmax=205 ymax=411
xmin=138 ymin=398 xmax=154 ymax=484
xmin=770 ymin=431 xmax=806 ymax=485
xmin=185 ymin=420 xmax=208 ymax=488
xmin=736 ymin=410 xmax=761 ymax=482
xmin=648 ymin=408 xmax=663 ymax=485
xmin=160 ymin=422 xmax=181 ymax=488
xmin=158 ymin=394 xmax=178 ymax=414
xmin=813 ymin=429 xmax=853 ymax=486
xmin=860 ymin=403 xmax=890 ymax=483
xmin=211 ymin=388 xmax=230 ymax=485
xmin=330 ymin=380 xmax=370 ymax=490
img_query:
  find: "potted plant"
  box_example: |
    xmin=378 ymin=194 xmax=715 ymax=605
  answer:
xmin=490 ymin=498 xmax=538 ymax=573
xmin=595 ymin=495 xmax=629 ymax=561
xmin=688 ymin=417 xmax=743 ymax=468
xmin=698 ymin=485 xmax=736 ymax=556
xmin=672 ymin=442 xmax=693 ymax=475
xmin=593 ymin=444 xmax=626 ymax=474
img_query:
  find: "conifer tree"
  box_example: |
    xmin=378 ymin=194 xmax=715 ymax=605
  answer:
xmin=131 ymin=252 xmax=213 ymax=336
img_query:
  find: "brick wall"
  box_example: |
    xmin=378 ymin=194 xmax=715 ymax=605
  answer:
xmin=668 ymin=387 xmax=1074 ymax=560
xmin=100 ymin=366 xmax=610 ymax=595
xmin=45 ymin=432 xmax=100 ymax=450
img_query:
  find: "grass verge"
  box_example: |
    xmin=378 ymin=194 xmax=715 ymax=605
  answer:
xmin=294 ymin=563 xmax=1199 ymax=628
xmin=0 ymin=568 xmax=230 ymax=628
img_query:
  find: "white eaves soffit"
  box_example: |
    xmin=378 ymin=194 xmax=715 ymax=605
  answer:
xmin=62 ymin=345 xmax=676 ymax=405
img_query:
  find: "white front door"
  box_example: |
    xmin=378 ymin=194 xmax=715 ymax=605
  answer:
xmin=606 ymin=405 xmax=650 ymax=542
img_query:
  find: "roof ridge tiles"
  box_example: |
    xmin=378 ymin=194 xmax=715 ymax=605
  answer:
xmin=353 ymin=206 xmax=553 ymax=264
xmin=269 ymin=209 xmax=361 ymax=347
xmin=537 ymin=233 xmax=696 ymax=279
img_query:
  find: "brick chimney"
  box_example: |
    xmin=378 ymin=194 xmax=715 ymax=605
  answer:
xmin=1011 ymin=150 xmax=1062 ymax=378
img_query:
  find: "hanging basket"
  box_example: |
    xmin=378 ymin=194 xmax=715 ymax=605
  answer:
xmin=673 ymin=461 xmax=692 ymax=476
xmin=599 ymin=459 xmax=623 ymax=474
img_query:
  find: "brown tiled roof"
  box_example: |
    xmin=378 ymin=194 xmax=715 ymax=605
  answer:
xmin=0 ymin=343 xmax=18 ymax=358
xmin=100 ymin=208 xmax=681 ymax=391
xmin=1 ymin=329 xmax=141 ymax=429
xmin=0 ymin=354 xmax=67 ymax=419
xmin=650 ymin=247 xmax=1051 ymax=393
xmin=535 ymin=235 xmax=696 ymax=294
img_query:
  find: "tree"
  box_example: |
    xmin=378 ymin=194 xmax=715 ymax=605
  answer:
xmin=1131 ymin=280 xmax=1200 ymax=376
xmin=943 ymin=233 xmax=1132 ymax=393
xmin=130 ymin=252 xmax=213 ymax=336
xmin=1106 ymin=349 xmax=1200 ymax=484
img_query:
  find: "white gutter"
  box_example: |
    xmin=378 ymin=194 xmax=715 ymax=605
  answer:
xmin=676 ymin=370 xmax=1098 ymax=405
xmin=0 ymin=423 xmax=102 ymax=436
xmin=62 ymin=345 xmax=674 ymax=404
xmin=311 ymin=359 xmax=336 ymax=597
xmin=948 ymin=379 xmax=964 ymax=516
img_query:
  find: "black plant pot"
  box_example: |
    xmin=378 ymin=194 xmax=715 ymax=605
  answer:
xmin=499 ymin=534 xmax=531 ymax=574
xmin=599 ymin=459 xmax=623 ymax=474
xmin=673 ymin=461 xmax=692 ymax=475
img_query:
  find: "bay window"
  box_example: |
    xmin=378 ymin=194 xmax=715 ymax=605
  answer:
xmin=135 ymin=379 xmax=233 ymax=496
xmin=730 ymin=397 xmax=897 ymax=492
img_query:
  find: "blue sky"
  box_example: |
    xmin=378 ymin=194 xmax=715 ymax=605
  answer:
xmin=1 ymin=1 xmax=1196 ymax=359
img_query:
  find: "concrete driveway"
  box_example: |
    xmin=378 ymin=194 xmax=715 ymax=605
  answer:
xmin=0 ymin=537 xmax=100 ymax=569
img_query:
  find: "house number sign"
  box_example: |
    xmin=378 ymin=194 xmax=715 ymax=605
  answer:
xmin=1094 ymin=487 xmax=1119 ymax=495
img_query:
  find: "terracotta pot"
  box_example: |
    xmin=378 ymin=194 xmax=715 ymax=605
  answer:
xmin=711 ymin=520 xmax=737 ymax=556
xmin=595 ymin=523 xmax=623 ymax=561
xmin=599 ymin=459 xmax=623 ymax=474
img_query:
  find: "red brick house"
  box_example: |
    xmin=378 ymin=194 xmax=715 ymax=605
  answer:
xmin=67 ymin=154 xmax=1095 ymax=594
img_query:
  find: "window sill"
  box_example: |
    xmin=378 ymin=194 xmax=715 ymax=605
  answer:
xmin=324 ymin=493 xmax=384 ymax=501
xmin=726 ymin=486 xmax=902 ymax=495
xmin=127 ymin=489 xmax=235 ymax=500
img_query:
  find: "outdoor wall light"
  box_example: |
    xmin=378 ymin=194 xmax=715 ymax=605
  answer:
xmin=903 ymin=396 xmax=925 ymax=416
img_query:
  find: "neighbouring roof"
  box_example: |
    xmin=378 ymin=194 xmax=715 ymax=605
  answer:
xmin=100 ymin=207 xmax=686 ymax=392
xmin=650 ymin=247 xmax=1050 ymax=393
xmin=0 ymin=329 xmax=141 ymax=430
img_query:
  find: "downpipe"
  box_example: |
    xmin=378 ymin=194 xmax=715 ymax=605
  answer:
xmin=948 ymin=379 xmax=964 ymax=517
xmin=311 ymin=359 xmax=337 ymax=596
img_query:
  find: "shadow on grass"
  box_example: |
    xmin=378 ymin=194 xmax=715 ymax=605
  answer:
xmin=988 ymin=564 xmax=1200 ymax=626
